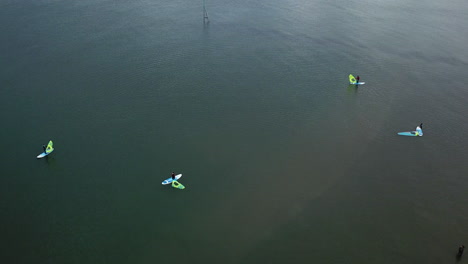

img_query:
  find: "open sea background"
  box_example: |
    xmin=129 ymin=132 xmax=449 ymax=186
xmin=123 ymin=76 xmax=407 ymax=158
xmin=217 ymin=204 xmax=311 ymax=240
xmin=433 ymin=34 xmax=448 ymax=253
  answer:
xmin=1 ymin=0 xmax=468 ymax=263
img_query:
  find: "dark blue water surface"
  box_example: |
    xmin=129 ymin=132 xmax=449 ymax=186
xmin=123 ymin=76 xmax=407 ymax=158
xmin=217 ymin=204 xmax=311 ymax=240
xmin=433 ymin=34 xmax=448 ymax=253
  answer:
xmin=1 ymin=0 xmax=468 ymax=263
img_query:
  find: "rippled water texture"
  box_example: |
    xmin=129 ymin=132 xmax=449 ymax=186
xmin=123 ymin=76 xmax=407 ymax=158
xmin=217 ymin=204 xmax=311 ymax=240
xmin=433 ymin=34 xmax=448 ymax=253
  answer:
xmin=1 ymin=0 xmax=468 ymax=263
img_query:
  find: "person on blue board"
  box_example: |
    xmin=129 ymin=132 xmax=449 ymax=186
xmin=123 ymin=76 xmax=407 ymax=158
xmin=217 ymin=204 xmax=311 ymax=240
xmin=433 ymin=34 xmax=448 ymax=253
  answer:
xmin=415 ymin=123 xmax=423 ymax=136
xmin=356 ymin=75 xmax=360 ymax=84
xmin=171 ymin=172 xmax=176 ymax=180
xmin=42 ymin=145 xmax=46 ymax=153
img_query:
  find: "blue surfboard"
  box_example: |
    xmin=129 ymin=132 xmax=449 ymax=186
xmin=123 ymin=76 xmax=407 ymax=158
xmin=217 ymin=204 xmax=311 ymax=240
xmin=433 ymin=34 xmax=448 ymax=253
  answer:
xmin=37 ymin=151 xmax=51 ymax=158
xmin=398 ymin=131 xmax=422 ymax=137
xmin=398 ymin=126 xmax=423 ymax=137
xmin=162 ymin=174 xmax=182 ymax=185
xmin=397 ymin=131 xmax=418 ymax=136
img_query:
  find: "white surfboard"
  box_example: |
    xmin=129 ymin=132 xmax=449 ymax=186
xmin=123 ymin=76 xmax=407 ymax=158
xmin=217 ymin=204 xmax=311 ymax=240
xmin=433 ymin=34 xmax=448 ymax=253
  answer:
xmin=37 ymin=152 xmax=49 ymax=158
xmin=162 ymin=174 xmax=182 ymax=185
xmin=37 ymin=149 xmax=54 ymax=159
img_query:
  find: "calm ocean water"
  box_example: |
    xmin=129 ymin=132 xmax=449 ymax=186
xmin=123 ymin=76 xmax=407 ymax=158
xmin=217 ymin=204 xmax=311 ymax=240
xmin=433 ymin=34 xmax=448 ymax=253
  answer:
xmin=1 ymin=0 xmax=468 ymax=263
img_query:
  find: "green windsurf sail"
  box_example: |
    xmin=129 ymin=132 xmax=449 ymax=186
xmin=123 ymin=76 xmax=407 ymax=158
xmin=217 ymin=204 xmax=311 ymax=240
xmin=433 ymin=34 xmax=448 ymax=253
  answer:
xmin=172 ymin=180 xmax=185 ymax=190
xmin=45 ymin=140 xmax=54 ymax=154
xmin=349 ymin=74 xmax=356 ymax=84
